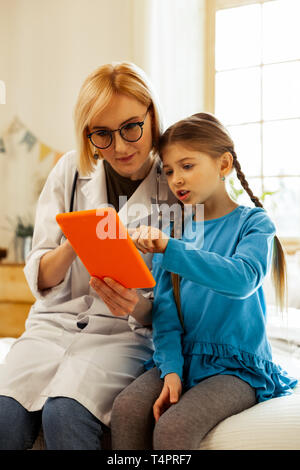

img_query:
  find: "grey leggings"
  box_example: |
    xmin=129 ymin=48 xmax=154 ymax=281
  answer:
xmin=111 ymin=367 xmax=256 ymax=450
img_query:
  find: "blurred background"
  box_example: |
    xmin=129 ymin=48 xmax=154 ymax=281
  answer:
xmin=0 ymin=0 xmax=300 ymax=336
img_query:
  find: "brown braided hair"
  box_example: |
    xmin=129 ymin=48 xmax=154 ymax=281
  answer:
xmin=158 ymin=112 xmax=287 ymax=314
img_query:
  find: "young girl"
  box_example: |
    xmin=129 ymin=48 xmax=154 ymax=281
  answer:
xmin=110 ymin=112 xmax=298 ymax=450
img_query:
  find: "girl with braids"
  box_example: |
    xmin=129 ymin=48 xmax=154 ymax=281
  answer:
xmin=110 ymin=112 xmax=297 ymax=450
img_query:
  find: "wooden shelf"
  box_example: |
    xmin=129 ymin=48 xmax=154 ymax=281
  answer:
xmin=0 ymin=263 xmax=35 ymax=337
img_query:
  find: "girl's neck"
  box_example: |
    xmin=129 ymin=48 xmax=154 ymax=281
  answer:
xmin=194 ymin=196 xmax=239 ymax=222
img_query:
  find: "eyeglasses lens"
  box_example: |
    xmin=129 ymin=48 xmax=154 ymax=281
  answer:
xmin=91 ymin=131 xmax=111 ymax=149
xmin=120 ymin=123 xmax=142 ymax=142
xmin=91 ymin=123 xmax=143 ymax=149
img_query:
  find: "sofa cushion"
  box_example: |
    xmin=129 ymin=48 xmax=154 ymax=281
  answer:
xmin=1 ymin=332 xmax=300 ymax=450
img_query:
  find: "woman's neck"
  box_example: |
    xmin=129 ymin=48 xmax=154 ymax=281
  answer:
xmin=131 ymin=153 xmax=155 ymax=181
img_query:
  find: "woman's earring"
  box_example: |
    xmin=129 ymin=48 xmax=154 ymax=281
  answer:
xmin=93 ymin=148 xmax=99 ymax=160
xmin=221 ymin=175 xmax=225 ymax=181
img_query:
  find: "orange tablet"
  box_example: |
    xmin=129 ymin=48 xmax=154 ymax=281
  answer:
xmin=56 ymin=207 xmax=156 ymax=289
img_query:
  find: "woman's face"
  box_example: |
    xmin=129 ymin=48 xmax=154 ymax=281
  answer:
xmin=89 ymin=94 xmax=154 ymax=180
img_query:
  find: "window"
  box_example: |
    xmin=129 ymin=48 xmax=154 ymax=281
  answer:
xmin=206 ymin=0 xmax=300 ymax=248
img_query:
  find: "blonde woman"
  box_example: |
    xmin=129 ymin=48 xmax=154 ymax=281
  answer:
xmin=0 ymin=62 xmax=175 ymax=450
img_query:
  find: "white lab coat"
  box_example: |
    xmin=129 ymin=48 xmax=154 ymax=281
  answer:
xmin=0 ymin=150 xmax=175 ymax=426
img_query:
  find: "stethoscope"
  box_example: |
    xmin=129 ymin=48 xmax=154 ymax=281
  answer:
xmin=68 ymin=161 xmax=163 ymax=213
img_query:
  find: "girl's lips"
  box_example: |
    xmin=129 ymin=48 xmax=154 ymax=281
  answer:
xmin=176 ymin=190 xmax=190 ymax=201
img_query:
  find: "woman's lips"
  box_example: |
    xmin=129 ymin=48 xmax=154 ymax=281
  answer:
xmin=116 ymin=153 xmax=135 ymax=163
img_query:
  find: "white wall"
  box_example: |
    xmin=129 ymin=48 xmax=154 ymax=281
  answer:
xmin=0 ymin=0 xmax=135 ymax=258
xmin=0 ymin=0 xmax=206 ymax=260
xmin=0 ymin=0 xmax=134 ymax=152
xmin=146 ymin=0 xmax=206 ymax=128
xmin=131 ymin=0 xmax=206 ymax=128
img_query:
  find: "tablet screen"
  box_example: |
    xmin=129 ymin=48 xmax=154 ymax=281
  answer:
xmin=56 ymin=207 xmax=156 ymax=289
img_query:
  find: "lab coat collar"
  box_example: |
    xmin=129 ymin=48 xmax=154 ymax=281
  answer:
xmin=79 ymin=159 xmax=107 ymax=209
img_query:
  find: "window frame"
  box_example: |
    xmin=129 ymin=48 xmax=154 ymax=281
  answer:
xmin=205 ymin=0 xmax=300 ymax=254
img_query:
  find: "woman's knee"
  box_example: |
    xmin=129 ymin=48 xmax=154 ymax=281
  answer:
xmin=42 ymin=397 xmax=64 ymax=431
xmin=42 ymin=397 xmax=103 ymax=450
xmin=0 ymin=396 xmax=41 ymax=450
xmin=42 ymin=396 xmax=95 ymax=430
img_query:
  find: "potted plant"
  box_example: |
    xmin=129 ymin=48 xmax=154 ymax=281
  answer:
xmin=228 ymin=177 xmax=278 ymax=205
xmin=14 ymin=217 xmax=34 ymax=263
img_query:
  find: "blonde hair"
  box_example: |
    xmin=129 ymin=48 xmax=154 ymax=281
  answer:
xmin=73 ymin=62 xmax=163 ymax=175
xmin=159 ymin=112 xmax=287 ymax=313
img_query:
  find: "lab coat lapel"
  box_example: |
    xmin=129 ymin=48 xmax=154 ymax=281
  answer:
xmin=79 ymin=160 xmax=108 ymax=207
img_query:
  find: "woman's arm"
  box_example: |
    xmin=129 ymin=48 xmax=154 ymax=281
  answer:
xmin=38 ymin=239 xmax=77 ymax=291
xmin=24 ymin=152 xmax=79 ymax=300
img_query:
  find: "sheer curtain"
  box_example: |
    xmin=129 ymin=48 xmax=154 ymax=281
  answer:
xmin=132 ymin=0 xmax=206 ymax=129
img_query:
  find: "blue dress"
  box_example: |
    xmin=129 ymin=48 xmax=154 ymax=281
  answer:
xmin=145 ymin=205 xmax=298 ymax=402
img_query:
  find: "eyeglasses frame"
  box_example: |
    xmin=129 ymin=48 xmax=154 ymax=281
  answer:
xmin=87 ymin=108 xmax=150 ymax=150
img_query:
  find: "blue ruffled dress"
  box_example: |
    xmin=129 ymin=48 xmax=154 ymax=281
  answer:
xmin=145 ymin=206 xmax=297 ymax=402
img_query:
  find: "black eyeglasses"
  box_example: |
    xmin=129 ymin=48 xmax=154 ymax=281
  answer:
xmin=87 ymin=109 xmax=149 ymax=150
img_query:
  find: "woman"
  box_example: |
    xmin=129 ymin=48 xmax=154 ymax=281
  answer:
xmin=0 ymin=62 xmax=175 ymax=450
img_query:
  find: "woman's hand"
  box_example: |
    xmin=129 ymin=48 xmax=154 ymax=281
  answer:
xmin=89 ymin=277 xmax=152 ymax=324
xmin=128 ymin=225 xmax=169 ymax=254
xmin=153 ymin=373 xmax=182 ymax=422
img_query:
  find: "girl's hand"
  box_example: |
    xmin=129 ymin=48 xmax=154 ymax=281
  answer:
xmin=89 ymin=277 xmax=152 ymax=325
xmin=128 ymin=225 xmax=169 ymax=254
xmin=153 ymin=373 xmax=182 ymax=422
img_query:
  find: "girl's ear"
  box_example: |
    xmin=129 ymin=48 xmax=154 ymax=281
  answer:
xmin=219 ymin=151 xmax=233 ymax=175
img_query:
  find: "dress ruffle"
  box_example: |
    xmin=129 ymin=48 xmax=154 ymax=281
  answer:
xmin=145 ymin=341 xmax=298 ymax=403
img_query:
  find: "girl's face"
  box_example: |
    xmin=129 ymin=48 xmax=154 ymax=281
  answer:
xmin=89 ymin=94 xmax=154 ymax=180
xmin=162 ymin=143 xmax=225 ymax=206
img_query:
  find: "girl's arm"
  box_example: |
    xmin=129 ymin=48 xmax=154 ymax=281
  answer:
xmin=160 ymin=217 xmax=275 ymax=299
xmin=131 ymin=211 xmax=276 ymax=299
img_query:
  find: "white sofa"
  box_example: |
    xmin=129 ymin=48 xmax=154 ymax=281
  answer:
xmin=1 ymin=306 xmax=300 ymax=450
xmin=2 ymin=251 xmax=300 ymax=450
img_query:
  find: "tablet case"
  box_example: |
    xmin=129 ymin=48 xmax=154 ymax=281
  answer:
xmin=56 ymin=207 xmax=156 ymax=289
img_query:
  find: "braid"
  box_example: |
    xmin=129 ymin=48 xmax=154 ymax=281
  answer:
xmin=231 ymin=150 xmax=263 ymax=208
xmin=170 ymin=204 xmax=185 ymax=330
xmin=231 ymin=149 xmax=287 ymax=311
